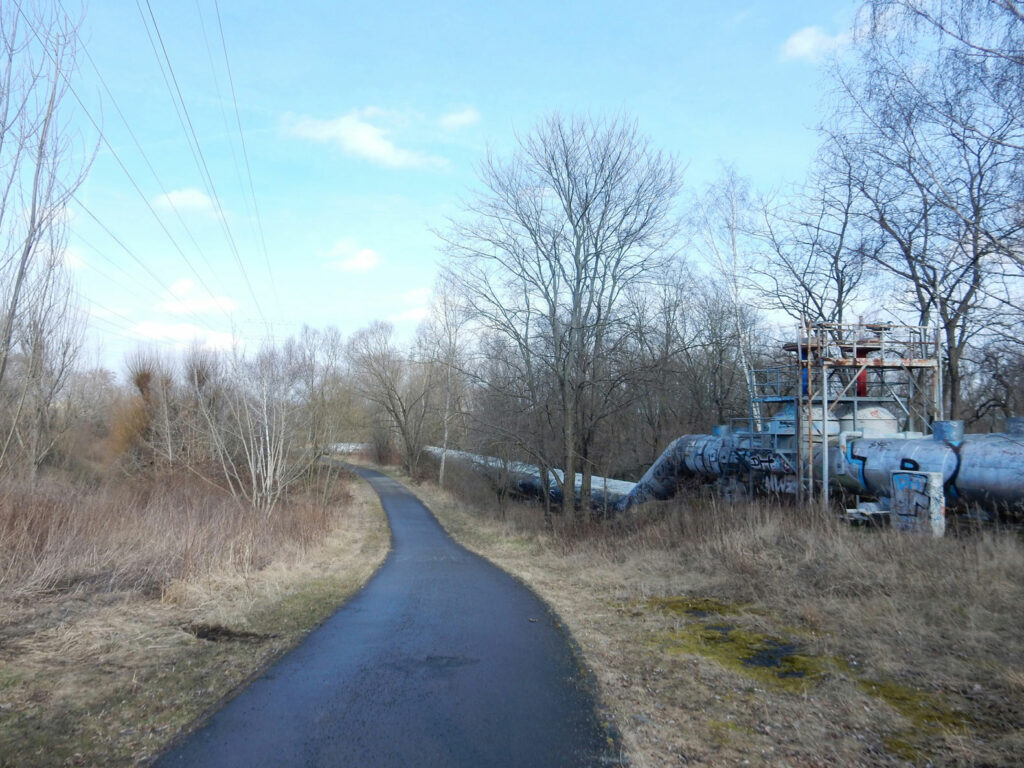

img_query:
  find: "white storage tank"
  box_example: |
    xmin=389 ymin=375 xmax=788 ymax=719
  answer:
xmin=838 ymin=406 xmax=899 ymax=436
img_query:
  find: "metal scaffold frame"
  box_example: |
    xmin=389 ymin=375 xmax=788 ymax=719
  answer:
xmin=748 ymin=320 xmax=943 ymax=508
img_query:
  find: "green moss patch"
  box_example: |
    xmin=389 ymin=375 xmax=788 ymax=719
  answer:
xmin=859 ymin=677 xmax=976 ymax=764
xmin=644 ymin=595 xmax=747 ymax=617
xmin=858 ymin=677 xmax=973 ymax=731
xmin=644 ymin=594 xmax=983 ymax=764
xmin=653 ymin=622 xmax=828 ymax=693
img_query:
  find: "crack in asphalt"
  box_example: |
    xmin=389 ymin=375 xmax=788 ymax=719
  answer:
xmin=154 ymin=465 xmax=621 ymax=767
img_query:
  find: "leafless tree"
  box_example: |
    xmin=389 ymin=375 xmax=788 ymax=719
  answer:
xmin=10 ymin=255 xmax=84 ymax=479
xmin=124 ymin=349 xmax=180 ymax=469
xmin=418 ymin=287 xmax=470 ymax=487
xmin=191 ymin=343 xmax=320 ymax=517
xmin=441 ymin=113 xmax=681 ymax=513
xmin=753 ymin=148 xmax=878 ymax=326
xmin=866 ymin=1 xmax=1023 ymax=128
xmin=0 ymin=2 xmax=90 ymax=392
xmin=963 ymin=336 xmax=1024 ymax=426
xmin=286 ymin=325 xmax=348 ymax=455
xmin=692 ymin=167 xmax=762 ymax=424
xmin=347 ymin=321 xmax=435 ymax=476
xmin=820 ymin=2 xmax=1024 ymax=417
xmin=0 ymin=3 xmax=90 ymax=477
xmin=618 ymin=262 xmax=696 ymax=469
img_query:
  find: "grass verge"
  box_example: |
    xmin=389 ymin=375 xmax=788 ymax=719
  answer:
xmin=403 ymin=462 xmax=1024 ymax=767
xmin=0 ymin=476 xmax=389 ymax=768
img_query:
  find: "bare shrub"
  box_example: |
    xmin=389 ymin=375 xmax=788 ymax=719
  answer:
xmin=0 ymin=471 xmax=349 ymax=600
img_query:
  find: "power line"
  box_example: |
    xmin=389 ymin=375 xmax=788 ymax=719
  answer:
xmin=211 ymin=0 xmax=279 ymax=312
xmin=15 ymin=0 xmax=278 ymax=357
xmin=73 ymin=228 xmax=235 ymax=333
xmin=61 ymin=0 xmax=236 ymax=301
xmin=12 ymin=0 xmax=239 ymax=329
xmin=136 ymin=0 xmax=269 ymax=326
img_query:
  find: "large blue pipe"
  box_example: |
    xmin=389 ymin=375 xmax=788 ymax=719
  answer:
xmin=614 ymin=419 xmax=1024 ymax=514
xmin=839 ymin=422 xmax=1024 ymax=510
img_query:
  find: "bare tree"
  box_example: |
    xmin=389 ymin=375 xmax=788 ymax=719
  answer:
xmin=866 ymin=1 xmax=1023 ymax=125
xmin=963 ymin=336 xmax=1024 ymax=426
xmin=192 ymin=344 xmax=319 ymax=517
xmin=692 ymin=167 xmax=762 ymax=424
xmin=418 ymin=287 xmax=470 ymax=487
xmin=754 ymin=147 xmax=878 ymax=326
xmin=0 ymin=3 xmax=90 ymax=478
xmin=124 ymin=349 xmax=180 ymax=469
xmin=0 ymin=2 xmax=90 ymax=392
xmin=348 ymin=321 xmax=435 ymax=476
xmin=441 ymin=113 xmax=681 ymax=514
xmin=11 ymin=255 xmax=84 ymax=479
xmin=619 ymin=262 xmax=696 ymax=469
xmin=286 ymin=325 xmax=348 ymax=455
xmin=819 ymin=2 xmax=1024 ymax=417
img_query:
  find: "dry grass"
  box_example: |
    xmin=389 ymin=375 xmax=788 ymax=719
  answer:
xmin=409 ymin=464 xmax=1024 ymax=767
xmin=0 ymin=473 xmax=390 ymax=767
xmin=0 ymin=471 xmax=343 ymax=600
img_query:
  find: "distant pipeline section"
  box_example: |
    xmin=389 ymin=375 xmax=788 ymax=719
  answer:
xmin=421 ymin=447 xmax=635 ymax=509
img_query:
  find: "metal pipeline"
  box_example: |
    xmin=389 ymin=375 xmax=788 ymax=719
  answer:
xmin=614 ymin=434 xmax=729 ymax=509
xmin=418 ymin=418 xmax=1024 ymax=519
xmin=420 ymin=446 xmax=635 ymax=508
xmin=840 ymin=422 xmax=1024 ymax=510
xmin=614 ymin=419 xmax=1024 ymax=515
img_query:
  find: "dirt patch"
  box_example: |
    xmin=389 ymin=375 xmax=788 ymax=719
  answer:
xmin=0 ymin=478 xmax=389 ymax=768
xmin=181 ymin=623 xmax=270 ymax=643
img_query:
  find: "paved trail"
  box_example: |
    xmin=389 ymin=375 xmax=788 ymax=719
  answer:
xmin=155 ymin=466 xmax=619 ymax=767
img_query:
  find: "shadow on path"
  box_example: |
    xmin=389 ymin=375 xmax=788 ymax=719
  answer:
xmin=154 ymin=465 xmax=621 ymax=767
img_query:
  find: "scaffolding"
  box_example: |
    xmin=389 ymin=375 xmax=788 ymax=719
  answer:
xmin=747 ymin=321 xmax=943 ymax=508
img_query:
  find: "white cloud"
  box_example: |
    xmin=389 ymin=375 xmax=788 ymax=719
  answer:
xmin=159 ymin=279 xmax=238 ymax=315
xmin=439 ymin=107 xmax=481 ymax=130
xmin=389 ymin=306 xmax=430 ymax=323
xmin=284 ymin=108 xmax=445 ymax=168
xmin=154 ymin=187 xmax=217 ymax=214
xmin=130 ymin=321 xmax=234 ymax=350
xmin=780 ymin=26 xmax=850 ymax=63
xmin=327 ymin=239 xmax=381 ymax=272
xmin=388 ymin=287 xmax=431 ymax=323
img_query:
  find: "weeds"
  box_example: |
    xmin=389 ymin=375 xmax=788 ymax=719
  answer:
xmin=0 ymin=471 xmax=389 ymax=767
xmin=0 ymin=469 xmax=347 ymax=600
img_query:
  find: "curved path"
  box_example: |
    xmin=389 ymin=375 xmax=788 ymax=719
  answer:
xmin=155 ymin=466 xmax=620 ymax=767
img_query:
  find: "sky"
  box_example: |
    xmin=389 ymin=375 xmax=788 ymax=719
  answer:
xmin=62 ymin=0 xmax=861 ymax=371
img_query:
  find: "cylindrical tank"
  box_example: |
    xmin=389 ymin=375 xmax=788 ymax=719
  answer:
xmin=838 ymin=406 xmax=900 ymax=436
xmin=841 ymin=425 xmax=1024 ymax=509
xmin=955 ymin=435 xmax=1024 ymax=508
xmin=932 ymin=420 xmax=965 ymax=442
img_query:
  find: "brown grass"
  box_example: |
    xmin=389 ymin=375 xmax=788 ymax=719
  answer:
xmin=0 ymin=472 xmax=390 ymax=767
xmin=0 ymin=471 xmax=342 ymax=600
xmin=410 ymin=467 xmax=1024 ymax=767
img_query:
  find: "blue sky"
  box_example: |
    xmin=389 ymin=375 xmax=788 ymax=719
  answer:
xmin=66 ymin=0 xmax=859 ymax=368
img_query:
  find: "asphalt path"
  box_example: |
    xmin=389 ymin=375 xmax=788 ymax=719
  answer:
xmin=154 ymin=465 xmax=621 ymax=767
